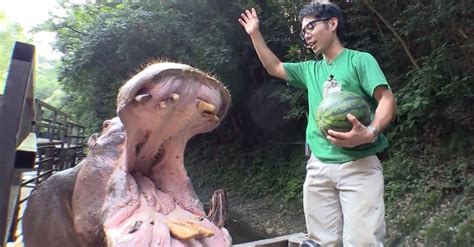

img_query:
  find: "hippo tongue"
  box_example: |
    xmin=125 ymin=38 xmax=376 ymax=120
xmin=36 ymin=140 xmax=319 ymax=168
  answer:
xmin=102 ymin=172 xmax=227 ymax=246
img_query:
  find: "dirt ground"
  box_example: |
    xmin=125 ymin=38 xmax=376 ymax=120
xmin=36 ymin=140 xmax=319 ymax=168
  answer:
xmin=196 ymin=186 xmax=307 ymax=244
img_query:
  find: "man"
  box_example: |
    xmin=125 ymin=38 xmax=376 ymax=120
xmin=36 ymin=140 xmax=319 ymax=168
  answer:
xmin=239 ymin=2 xmax=396 ymax=246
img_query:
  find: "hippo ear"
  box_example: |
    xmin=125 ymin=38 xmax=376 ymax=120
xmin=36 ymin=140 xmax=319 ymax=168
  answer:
xmin=87 ymin=133 xmax=99 ymax=147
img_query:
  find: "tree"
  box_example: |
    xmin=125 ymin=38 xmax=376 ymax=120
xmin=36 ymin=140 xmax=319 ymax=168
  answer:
xmin=0 ymin=11 xmax=27 ymax=92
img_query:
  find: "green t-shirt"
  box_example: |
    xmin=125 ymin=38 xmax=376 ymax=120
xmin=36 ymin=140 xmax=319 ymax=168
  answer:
xmin=283 ymin=48 xmax=390 ymax=163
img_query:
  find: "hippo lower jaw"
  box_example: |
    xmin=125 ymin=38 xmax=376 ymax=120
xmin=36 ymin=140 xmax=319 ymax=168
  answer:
xmin=102 ymin=172 xmax=229 ymax=246
xmin=100 ymin=63 xmax=231 ymax=246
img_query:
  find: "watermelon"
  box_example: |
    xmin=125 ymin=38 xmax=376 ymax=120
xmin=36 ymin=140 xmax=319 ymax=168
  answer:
xmin=315 ymin=91 xmax=371 ymax=136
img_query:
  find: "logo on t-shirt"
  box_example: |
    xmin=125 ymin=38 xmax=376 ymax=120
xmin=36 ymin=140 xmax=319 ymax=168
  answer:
xmin=323 ymin=75 xmax=342 ymax=97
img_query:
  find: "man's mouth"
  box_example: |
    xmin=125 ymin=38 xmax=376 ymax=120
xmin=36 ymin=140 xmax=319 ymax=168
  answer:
xmin=306 ymin=41 xmax=317 ymax=50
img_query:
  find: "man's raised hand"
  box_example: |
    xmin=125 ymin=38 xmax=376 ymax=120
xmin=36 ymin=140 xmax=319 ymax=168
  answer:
xmin=238 ymin=8 xmax=259 ymax=36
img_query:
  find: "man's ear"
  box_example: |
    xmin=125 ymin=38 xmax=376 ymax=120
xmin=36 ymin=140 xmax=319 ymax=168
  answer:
xmin=329 ymin=17 xmax=338 ymax=32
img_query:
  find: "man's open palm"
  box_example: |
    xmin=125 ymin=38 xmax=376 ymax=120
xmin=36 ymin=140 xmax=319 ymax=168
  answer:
xmin=239 ymin=8 xmax=259 ymax=35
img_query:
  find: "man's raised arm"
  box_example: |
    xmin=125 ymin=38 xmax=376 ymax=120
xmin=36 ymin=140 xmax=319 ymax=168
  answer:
xmin=239 ymin=8 xmax=288 ymax=81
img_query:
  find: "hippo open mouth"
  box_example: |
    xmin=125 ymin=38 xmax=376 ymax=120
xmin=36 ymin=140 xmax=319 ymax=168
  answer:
xmin=88 ymin=63 xmax=231 ymax=246
xmin=23 ymin=63 xmax=231 ymax=247
xmin=23 ymin=62 xmax=231 ymax=247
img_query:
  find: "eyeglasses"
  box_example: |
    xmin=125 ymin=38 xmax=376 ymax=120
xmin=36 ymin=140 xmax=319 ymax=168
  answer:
xmin=299 ymin=18 xmax=329 ymax=40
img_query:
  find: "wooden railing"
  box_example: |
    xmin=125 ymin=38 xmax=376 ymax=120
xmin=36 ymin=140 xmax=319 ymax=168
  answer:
xmin=0 ymin=41 xmax=86 ymax=245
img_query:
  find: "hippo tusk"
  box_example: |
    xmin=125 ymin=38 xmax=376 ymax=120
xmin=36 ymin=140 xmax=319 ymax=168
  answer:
xmin=197 ymin=100 xmax=216 ymax=114
xmin=159 ymin=101 xmax=167 ymax=109
xmin=201 ymin=113 xmax=220 ymax=122
xmin=134 ymin=93 xmax=152 ymax=103
xmin=170 ymin=93 xmax=180 ymax=101
xmin=117 ymin=101 xmax=126 ymax=113
xmin=206 ymin=189 xmax=228 ymax=228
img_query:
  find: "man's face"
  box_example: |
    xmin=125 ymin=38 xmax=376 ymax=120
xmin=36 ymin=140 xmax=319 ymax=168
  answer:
xmin=301 ymin=16 xmax=337 ymax=55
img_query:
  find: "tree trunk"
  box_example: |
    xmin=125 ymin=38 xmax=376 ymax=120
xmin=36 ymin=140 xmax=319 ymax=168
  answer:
xmin=362 ymin=0 xmax=420 ymax=69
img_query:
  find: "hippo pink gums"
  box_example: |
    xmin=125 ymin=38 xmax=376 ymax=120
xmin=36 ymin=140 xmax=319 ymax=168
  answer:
xmin=23 ymin=62 xmax=232 ymax=246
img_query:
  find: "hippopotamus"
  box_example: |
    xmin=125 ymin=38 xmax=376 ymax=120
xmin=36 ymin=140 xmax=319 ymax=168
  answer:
xmin=22 ymin=62 xmax=232 ymax=246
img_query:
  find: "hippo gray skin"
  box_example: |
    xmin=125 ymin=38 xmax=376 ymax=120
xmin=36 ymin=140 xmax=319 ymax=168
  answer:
xmin=23 ymin=62 xmax=232 ymax=246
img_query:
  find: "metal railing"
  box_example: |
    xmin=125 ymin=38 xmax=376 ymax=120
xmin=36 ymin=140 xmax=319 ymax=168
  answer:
xmin=0 ymin=41 xmax=86 ymax=245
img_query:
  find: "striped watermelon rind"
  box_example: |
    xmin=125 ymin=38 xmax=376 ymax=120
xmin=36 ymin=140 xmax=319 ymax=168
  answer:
xmin=316 ymin=91 xmax=371 ymax=136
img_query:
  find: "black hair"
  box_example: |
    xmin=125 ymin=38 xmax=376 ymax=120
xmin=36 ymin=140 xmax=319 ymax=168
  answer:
xmin=298 ymin=1 xmax=345 ymax=36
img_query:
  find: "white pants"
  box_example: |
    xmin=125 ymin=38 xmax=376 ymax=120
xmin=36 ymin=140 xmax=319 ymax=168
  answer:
xmin=303 ymin=155 xmax=385 ymax=247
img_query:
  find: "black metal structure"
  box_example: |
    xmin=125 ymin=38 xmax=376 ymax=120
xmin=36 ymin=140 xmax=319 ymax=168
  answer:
xmin=0 ymin=42 xmax=36 ymax=245
xmin=0 ymin=42 xmax=86 ymax=245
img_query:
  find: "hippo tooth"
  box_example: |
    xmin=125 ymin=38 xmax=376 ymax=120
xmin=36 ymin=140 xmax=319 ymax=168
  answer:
xmin=128 ymin=220 xmax=143 ymax=234
xmin=135 ymin=93 xmax=152 ymax=103
xmin=201 ymin=113 xmax=220 ymax=122
xmin=170 ymin=93 xmax=180 ymax=101
xmin=196 ymin=100 xmax=216 ymax=114
xmin=159 ymin=101 xmax=167 ymax=109
xmin=117 ymin=102 xmax=126 ymax=112
xmin=207 ymin=189 xmax=227 ymax=228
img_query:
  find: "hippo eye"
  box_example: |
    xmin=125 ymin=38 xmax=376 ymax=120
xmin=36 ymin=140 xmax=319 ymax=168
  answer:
xmin=103 ymin=120 xmax=111 ymax=129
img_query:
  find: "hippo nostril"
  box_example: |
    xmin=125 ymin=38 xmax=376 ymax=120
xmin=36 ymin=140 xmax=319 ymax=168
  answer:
xmin=103 ymin=120 xmax=111 ymax=129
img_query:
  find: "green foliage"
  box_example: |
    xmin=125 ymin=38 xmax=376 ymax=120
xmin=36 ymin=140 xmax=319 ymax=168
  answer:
xmin=0 ymin=11 xmax=63 ymax=105
xmin=384 ymin=149 xmax=473 ymax=245
xmin=270 ymin=44 xmax=309 ymax=120
xmin=186 ymin=138 xmax=307 ymax=202
xmin=37 ymin=0 xmax=256 ymax=133
xmin=422 ymin=206 xmax=473 ymax=246
xmin=35 ymin=55 xmax=60 ymax=101
xmin=271 ymin=86 xmax=307 ymax=120
xmin=394 ymin=45 xmax=472 ymax=144
xmin=0 ymin=12 xmax=27 ymax=92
